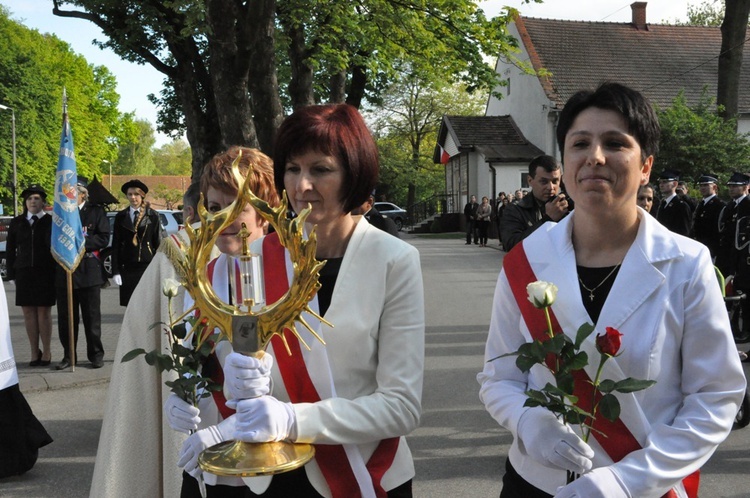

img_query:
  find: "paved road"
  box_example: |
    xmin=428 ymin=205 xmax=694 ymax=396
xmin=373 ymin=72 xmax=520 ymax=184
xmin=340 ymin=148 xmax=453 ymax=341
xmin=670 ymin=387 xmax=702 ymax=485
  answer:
xmin=1 ymin=235 xmax=749 ymax=497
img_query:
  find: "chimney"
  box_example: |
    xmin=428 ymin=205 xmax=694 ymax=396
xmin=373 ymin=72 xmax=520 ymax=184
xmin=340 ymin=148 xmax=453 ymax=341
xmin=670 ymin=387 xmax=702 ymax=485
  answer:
xmin=631 ymin=2 xmax=648 ymax=30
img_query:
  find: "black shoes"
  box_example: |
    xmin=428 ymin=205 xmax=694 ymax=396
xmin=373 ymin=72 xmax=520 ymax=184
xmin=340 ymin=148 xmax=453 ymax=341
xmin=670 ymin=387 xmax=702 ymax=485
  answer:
xmin=29 ymin=349 xmax=42 ymax=367
xmin=91 ymin=359 xmax=104 ymax=369
xmin=56 ymin=358 xmax=74 ymax=370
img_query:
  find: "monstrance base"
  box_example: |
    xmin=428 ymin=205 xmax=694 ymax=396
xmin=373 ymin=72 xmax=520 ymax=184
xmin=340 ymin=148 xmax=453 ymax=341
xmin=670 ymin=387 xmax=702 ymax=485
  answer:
xmin=198 ymin=440 xmax=315 ymax=477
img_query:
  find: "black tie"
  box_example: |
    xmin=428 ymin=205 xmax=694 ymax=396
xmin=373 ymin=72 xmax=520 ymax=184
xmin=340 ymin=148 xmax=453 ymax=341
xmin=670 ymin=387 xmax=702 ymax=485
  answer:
xmin=30 ymin=215 xmax=38 ymax=226
xmin=133 ymin=209 xmax=140 ymax=224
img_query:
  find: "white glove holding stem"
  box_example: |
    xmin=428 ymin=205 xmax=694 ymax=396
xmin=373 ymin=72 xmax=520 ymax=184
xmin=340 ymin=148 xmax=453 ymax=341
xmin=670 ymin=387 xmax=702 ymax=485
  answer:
xmin=227 ymin=396 xmax=296 ymax=443
xmin=517 ymin=407 xmax=594 ymax=474
xmin=164 ymin=393 xmax=201 ymax=434
xmin=554 ymin=467 xmax=628 ymax=498
xmin=177 ymin=416 xmax=236 ymax=479
xmin=223 ymin=351 xmax=273 ymax=400
xmin=113 ymin=274 xmax=122 ymax=286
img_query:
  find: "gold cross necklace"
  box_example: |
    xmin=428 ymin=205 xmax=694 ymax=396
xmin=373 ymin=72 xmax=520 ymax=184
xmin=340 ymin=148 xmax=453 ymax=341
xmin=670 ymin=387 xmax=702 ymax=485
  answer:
xmin=578 ymin=263 xmax=622 ymax=302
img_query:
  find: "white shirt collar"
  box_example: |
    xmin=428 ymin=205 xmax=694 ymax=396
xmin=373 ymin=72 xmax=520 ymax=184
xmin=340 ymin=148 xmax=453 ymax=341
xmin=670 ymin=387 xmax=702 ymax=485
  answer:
xmin=664 ymin=193 xmax=677 ymax=204
xmin=703 ymin=194 xmax=716 ymax=204
xmin=26 ymin=211 xmax=45 ymax=220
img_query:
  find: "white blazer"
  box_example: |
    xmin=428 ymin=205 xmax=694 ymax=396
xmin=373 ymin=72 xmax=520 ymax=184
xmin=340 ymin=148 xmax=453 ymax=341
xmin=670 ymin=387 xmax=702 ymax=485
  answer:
xmin=478 ymin=208 xmax=746 ymax=497
xmin=264 ymin=216 xmax=425 ymax=496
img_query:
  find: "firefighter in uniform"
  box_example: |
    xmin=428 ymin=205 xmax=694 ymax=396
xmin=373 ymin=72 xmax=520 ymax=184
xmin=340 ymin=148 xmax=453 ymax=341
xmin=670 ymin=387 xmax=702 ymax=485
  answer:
xmin=691 ymin=173 xmax=725 ymax=260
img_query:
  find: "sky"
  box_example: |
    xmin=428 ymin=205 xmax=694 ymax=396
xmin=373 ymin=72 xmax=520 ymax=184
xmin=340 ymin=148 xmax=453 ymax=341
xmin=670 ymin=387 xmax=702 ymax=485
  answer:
xmin=2 ymin=1 xmax=695 ymax=147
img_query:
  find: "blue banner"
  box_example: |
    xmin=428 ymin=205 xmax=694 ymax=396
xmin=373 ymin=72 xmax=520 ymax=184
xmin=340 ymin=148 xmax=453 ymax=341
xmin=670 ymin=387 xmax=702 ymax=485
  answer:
xmin=51 ymin=104 xmax=85 ymax=273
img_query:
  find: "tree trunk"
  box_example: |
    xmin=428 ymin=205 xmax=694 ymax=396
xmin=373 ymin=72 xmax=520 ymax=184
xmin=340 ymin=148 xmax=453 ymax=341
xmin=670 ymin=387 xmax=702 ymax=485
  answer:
xmin=346 ymin=60 xmax=368 ymax=109
xmin=281 ymin=11 xmax=316 ymax=110
xmin=329 ymin=71 xmax=347 ymax=103
xmin=717 ymin=0 xmax=750 ymax=124
xmin=246 ymin=0 xmax=283 ymax=154
xmin=206 ymin=0 xmax=258 ymax=151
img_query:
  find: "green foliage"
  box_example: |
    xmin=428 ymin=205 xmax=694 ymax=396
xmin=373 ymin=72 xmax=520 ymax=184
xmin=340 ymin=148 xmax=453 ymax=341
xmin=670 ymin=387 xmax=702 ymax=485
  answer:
xmin=152 ymin=183 xmax=183 ymax=209
xmin=367 ymin=72 xmax=484 ymax=207
xmin=656 ymin=90 xmax=750 ymax=183
xmin=677 ymin=0 xmax=725 ymax=26
xmin=115 ymin=119 xmax=156 ymax=176
xmin=153 ymin=139 xmax=192 ymax=176
xmin=0 ymin=6 xmax=133 ymax=209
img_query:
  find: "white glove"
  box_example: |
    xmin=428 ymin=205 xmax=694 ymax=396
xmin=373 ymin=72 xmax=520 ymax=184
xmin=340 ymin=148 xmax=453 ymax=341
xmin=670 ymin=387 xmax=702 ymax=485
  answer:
xmin=227 ymin=396 xmax=296 ymax=443
xmin=516 ymin=407 xmax=594 ymax=474
xmin=8 ymin=280 xmax=14 ymax=286
xmin=176 ymin=416 xmax=236 ymax=479
xmin=223 ymin=351 xmax=273 ymax=400
xmin=554 ymin=467 xmax=628 ymax=498
xmin=164 ymin=393 xmax=201 ymax=434
xmin=113 ymin=274 xmax=122 ymax=286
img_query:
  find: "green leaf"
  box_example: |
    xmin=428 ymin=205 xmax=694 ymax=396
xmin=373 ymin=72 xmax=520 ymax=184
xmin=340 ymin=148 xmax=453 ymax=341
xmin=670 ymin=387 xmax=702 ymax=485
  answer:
xmin=516 ymin=354 xmax=538 ymax=373
xmin=148 ymin=321 xmax=167 ymax=332
xmin=613 ymin=378 xmax=657 ymax=393
xmin=575 ymin=323 xmax=596 ymax=349
xmin=598 ymin=379 xmax=616 ymax=394
xmin=567 ymin=351 xmax=589 ymax=371
xmin=121 ymin=348 xmax=146 ymax=362
xmin=555 ymin=372 xmax=575 ymax=395
xmin=172 ymin=322 xmax=188 ymax=339
xmin=598 ymin=393 xmax=621 ymax=421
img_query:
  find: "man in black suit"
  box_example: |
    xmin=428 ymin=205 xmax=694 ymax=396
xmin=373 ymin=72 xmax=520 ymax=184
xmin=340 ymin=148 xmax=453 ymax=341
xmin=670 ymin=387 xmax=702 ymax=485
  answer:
xmin=656 ymin=169 xmax=693 ymax=236
xmin=464 ymin=195 xmax=479 ymax=245
xmin=691 ymin=173 xmax=725 ymax=260
xmin=55 ymin=183 xmax=110 ymax=369
xmin=720 ymin=172 xmax=750 ymax=341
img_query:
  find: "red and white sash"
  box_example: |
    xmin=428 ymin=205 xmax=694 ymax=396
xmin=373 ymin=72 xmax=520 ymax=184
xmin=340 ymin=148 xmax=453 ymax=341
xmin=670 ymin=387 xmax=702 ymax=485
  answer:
xmin=504 ymin=243 xmax=699 ymax=498
xmin=262 ymin=232 xmax=399 ymax=498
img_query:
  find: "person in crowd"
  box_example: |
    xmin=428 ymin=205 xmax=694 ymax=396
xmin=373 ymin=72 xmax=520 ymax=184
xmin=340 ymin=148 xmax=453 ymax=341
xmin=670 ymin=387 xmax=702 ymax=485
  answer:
xmin=500 ymin=155 xmax=570 ymax=252
xmin=496 ymin=196 xmax=511 ymax=247
xmin=513 ymin=189 xmax=524 ymax=204
xmin=111 ymin=179 xmax=162 ymax=306
xmin=192 ymin=104 xmax=424 ymax=497
xmin=90 ymin=147 xmax=280 ymax=497
xmin=655 ymin=169 xmax=692 ymax=236
xmin=719 ymin=172 xmax=750 ymax=341
xmin=182 ymin=181 xmax=201 ymax=226
xmin=478 ymin=82 xmax=745 ymax=497
xmin=352 ymin=193 xmax=399 ymax=237
xmin=717 ymin=172 xmax=750 ymax=278
xmin=0 ymin=281 xmax=53 ymax=478
xmin=464 ymin=194 xmax=479 ymax=245
xmin=636 ymin=184 xmax=656 ymax=215
xmin=677 ymin=180 xmax=698 ymax=212
xmin=5 ymin=185 xmax=56 ymax=366
xmin=691 ymin=173 xmax=724 ymax=260
xmin=476 ymin=196 xmax=492 ymax=247
xmin=55 ymin=183 xmax=109 ymax=370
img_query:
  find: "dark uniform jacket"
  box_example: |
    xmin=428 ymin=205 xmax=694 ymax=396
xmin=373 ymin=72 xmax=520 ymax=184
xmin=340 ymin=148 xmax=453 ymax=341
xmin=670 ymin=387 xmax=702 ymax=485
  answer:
xmin=6 ymin=213 xmax=55 ymax=280
xmin=499 ymin=195 xmax=555 ymax=253
xmin=717 ymin=196 xmax=750 ymax=279
xmin=111 ymin=206 xmax=161 ymax=274
xmin=692 ymin=195 xmax=725 ymax=260
xmin=55 ymin=202 xmax=110 ymax=289
xmin=364 ymin=206 xmax=399 ymax=237
xmin=656 ymin=195 xmax=693 ymax=236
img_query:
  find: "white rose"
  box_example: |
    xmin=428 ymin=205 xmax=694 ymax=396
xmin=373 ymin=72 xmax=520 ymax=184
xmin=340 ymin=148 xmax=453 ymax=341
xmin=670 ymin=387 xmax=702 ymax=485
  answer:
xmin=527 ymin=281 xmax=557 ymax=308
xmin=162 ymin=278 xmax=181 ymax=298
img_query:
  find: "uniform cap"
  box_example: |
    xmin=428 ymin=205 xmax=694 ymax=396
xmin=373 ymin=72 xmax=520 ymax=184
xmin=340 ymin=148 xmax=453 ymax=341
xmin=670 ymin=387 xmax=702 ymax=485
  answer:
xmin=121 ymin=179 xmax=149 ymax=195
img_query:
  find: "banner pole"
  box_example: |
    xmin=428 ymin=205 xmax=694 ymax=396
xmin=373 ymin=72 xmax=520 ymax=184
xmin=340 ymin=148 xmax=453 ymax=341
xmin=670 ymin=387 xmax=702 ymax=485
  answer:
xmin=67 ymin=270 xmax=75 ymax=372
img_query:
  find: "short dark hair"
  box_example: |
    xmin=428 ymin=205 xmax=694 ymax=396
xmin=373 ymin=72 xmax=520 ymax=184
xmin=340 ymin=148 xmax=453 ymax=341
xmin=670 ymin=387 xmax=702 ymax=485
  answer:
xmin=183 ymin=182 xmax=201 ymax=212
xmin=528 ymin=155 xmax=560 ymax=178
xmin=556 ymin=82 xmax=660 ymax=163
xmin=273 ymin=104 xmax=379 ymax=213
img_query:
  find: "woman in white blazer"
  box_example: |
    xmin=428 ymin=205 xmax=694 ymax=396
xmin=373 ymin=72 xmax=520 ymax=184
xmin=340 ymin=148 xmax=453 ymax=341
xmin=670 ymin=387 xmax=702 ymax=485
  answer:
xmin=478 ymin=83 xmax=745 ymax=498
xmin=218 ymin=104 xmax=424 ymax=497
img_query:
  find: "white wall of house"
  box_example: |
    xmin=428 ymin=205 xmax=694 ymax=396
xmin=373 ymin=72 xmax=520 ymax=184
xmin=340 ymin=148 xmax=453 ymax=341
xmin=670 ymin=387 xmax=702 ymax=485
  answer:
xmin=486 ymin=23 xmax=557 ymax=157
xmin=492 ymin=162 xmax=529 ymax=197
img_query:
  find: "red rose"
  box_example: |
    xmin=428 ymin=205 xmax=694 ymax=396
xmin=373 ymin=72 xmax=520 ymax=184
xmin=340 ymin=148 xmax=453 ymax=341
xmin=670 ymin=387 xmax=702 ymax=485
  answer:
xmin=596 ymin=327 xmax=623 ymax=356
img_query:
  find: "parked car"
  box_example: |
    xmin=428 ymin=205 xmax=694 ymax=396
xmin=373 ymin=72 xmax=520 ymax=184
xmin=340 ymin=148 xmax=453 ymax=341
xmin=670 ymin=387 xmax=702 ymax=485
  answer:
xmin=0 ymin=216 xmax=11 ymax=280
xmin=374 ymin=202 xmax=407 ymax=231
xmin=100 ymin=209 xmax=183 ymax=278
